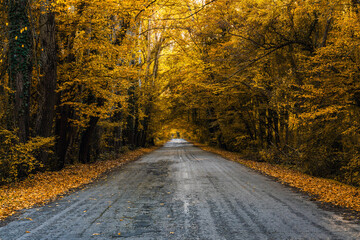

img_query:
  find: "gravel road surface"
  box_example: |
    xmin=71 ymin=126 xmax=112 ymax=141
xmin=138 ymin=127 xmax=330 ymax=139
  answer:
xmin=1 ymin=139 xmax=360 ymax=239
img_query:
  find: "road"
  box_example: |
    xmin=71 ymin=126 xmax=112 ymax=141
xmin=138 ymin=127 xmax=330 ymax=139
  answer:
xmin=1 ymin=139 xmax=360 ymax=240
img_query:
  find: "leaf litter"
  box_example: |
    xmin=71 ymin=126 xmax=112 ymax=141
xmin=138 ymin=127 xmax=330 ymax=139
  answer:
xmin=0 ymin=147 xmax=156 ymax=220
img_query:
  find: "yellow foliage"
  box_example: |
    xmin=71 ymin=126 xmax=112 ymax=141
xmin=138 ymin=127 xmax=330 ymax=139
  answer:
xmin=0 ymin=130 xmax=54 ymax=183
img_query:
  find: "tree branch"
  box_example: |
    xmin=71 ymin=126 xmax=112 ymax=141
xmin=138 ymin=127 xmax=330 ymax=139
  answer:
xmin=155 ymin=0 xmax=218 ymax=21
xmin=226 ymin=42 xmax=295 ymax=81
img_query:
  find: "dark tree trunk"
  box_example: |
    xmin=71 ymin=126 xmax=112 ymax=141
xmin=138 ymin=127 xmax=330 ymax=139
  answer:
xmin=126 ymin=85 xmax=138 ymax=148
xmin=35 ymin=4 xmax=57 ymax=164
xmin=54 ymin=105 xmax=73 ymax=170
xmin=273 ymin=110 xmax=280 ymax=146
xmin=111 ymin=110 xmax=123 ymax=153
xmin=79 ymin=116 xmax=100 ymax=163
xmin=8 ymin=0 xmax=32 ymax=143
xmin=239 ymin=112 xmax=254 ymax=140
xmin=266 ymin=109 xmax=274 ymax=146
xmin=258 ymin=108 xmax=266 ymax=148
xmin=35 ymin=6 xmax=57 ymax=137
xmin=140 ymin=95 xmax=154 ymax=147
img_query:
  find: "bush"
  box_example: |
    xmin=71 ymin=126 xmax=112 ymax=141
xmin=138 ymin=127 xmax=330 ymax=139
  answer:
xmin=259 ymin=147 xmax=282 ymax=164
xmin=296 ymin=144 xmax=343 ymax=178
xmin=341 ymin=152 xmax=360 ymax=186
xmin=0 ymin=130 xmax=54 ymax=184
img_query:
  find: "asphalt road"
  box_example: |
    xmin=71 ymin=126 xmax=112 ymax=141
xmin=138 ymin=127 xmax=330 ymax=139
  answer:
xmin=1 ymin=139 xmax=360 ymax=240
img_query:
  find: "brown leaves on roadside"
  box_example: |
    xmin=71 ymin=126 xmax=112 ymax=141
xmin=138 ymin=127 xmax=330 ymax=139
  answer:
xmin=199 ymin=145 xmax=360 ymax=212
xmin=0 ymin=148 xmax=155 ymax=220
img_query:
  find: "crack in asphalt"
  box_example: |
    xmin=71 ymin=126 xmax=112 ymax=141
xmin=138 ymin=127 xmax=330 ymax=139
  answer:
xmin=1 ymin=139 xmax=360 ymax=239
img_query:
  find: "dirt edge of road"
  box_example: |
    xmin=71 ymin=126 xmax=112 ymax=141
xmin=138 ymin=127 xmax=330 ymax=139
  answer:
xmin=0 ymin=146 xmax=159 ymax=223
xmin=195 ymin=143 xmax=360 ymax=222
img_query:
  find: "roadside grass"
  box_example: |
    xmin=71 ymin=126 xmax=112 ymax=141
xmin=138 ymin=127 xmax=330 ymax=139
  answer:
xmin=197 ymin=144 xmax=360 ymax=213
xmin=0 ymin=147 xmax=156 ymax=221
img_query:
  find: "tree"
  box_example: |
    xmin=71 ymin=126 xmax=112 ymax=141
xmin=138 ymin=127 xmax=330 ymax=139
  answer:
xmin=34 ymin=0 xmax=57 ymax=165
xmin=7 ymin=0 xmax=32 ymax=143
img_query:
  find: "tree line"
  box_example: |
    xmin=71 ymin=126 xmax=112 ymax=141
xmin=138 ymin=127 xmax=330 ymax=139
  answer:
xmin=0 ymin=0 xmax=166 ymax=183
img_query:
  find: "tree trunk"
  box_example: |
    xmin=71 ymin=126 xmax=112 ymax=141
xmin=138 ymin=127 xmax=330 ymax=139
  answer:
xmin=320 ymin=15 xmax=332 ymax=48
xmin=35 ymin=4 xmax=57 ymax=137
xmin=35 ymin=3 xmax=57 ymax=164
xmin=54 ymin=105 xmax=73 ymax=170
xmin=258 ymin=107 xmax=266 ymax=148
xmin=126 ymin=85 xmax=138 ymax=148
xmin=273 ymin=110 xmax=280 ymax=146
xmin=266 ymin=109 xmax=273 ymax=147
xmin=8 ymin=0 xmax=32 ymax=143
xmin=79 ymin=116 xmax=100 ymax=163
xmin=239 ymin=112 xmax=254 ymax=140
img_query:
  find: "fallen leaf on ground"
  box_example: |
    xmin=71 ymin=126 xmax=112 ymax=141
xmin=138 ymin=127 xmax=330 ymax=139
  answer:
xmin=0 ymin=148 xmax=157 ymax=221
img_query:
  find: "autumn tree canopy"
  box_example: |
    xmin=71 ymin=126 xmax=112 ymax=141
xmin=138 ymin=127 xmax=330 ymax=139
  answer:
xmin=0 ymin=0 xmax=359 ymax=185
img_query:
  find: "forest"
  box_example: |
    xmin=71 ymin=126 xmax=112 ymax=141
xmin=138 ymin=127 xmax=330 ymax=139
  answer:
xmin=0 ymin=0 xmax=360 ymax=186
